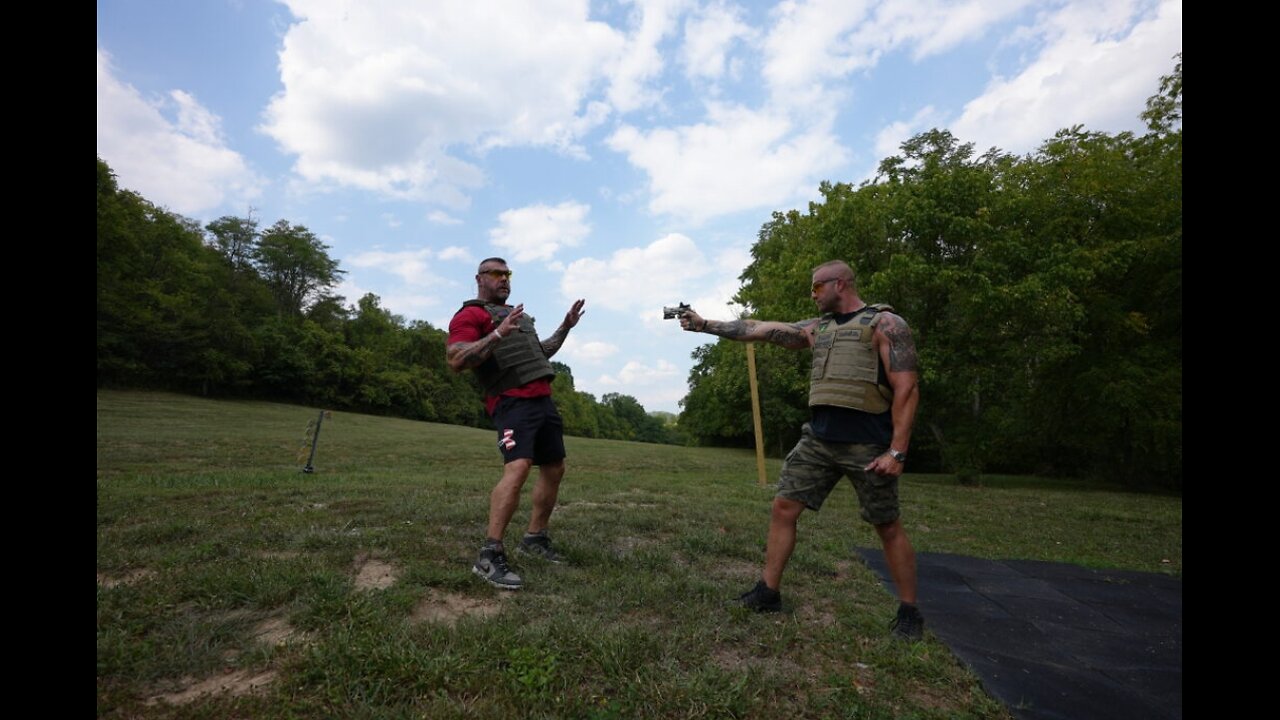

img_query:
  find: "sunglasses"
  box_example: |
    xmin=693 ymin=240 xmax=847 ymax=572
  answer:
xmin=811 ymin=278 xmax=839 ymax=292
xmin=480 ymin=269 xmax=513 ymax=280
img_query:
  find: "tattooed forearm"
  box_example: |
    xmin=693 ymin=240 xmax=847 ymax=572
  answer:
xmin=706 ymin=319 xmax=752 ymax=339
xmin=541 ymin=325 xmax=571 ymax=358
xmin=878 ymin=314 xmax=918 ymax=372
xmin=703 ymin=319 xmax=814 ymax=349
xmin=446 ymin=332 xmax=501 ymax=372
xmin=763 ymin=323 xmax=813 ymax=349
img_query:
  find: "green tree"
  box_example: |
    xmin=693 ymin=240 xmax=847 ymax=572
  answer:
xmin=254 ymin=219 xmax=344 ymax=318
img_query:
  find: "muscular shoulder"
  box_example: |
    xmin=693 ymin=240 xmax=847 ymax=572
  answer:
xmin=448 ymin=305 xmax=492 ymax=344
xmin=872 ymin=311 xmax=918 ymax=372
xmin=873 ymin=310 xmax=910 ymax=333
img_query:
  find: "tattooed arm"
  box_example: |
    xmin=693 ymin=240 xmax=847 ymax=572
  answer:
xmin=679 ymin=309 xmax=817 ymax=350
xmin=865 ymin=312 xmax=920 ymax=478
xmin=541 ymin=299 xmax=586 ymax=358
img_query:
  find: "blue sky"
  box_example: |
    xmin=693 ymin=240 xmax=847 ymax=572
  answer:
xmin=97 ymin=0 xmax=1181 ymax=413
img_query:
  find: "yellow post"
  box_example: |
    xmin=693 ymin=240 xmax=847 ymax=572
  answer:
xmin=745 ymin=342 xmax=767 ymax=487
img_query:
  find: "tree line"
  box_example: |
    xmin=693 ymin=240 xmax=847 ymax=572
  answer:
xmin=96 ymin=162 xmax=681 ymax=443
xmin=679 ymin=56 xmax=1181 ymax=490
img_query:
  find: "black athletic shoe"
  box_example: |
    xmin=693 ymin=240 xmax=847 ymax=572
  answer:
xmin=472 ymin=547 xmax=522 ymax=590
xmin=516 ymin=532 xmax=566 ymax=564
xmin=890 ymin=603 xmax=924 ymax=641
xmin=736 ymin=580 xmax=782 ymax=613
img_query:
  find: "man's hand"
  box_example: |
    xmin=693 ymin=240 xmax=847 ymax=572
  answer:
xmin=541 ymin=300 xmax=584 ymax=358
xmin=563 ymin=299 xmax=586 ymax=329
xmin=496 ymin=304 xmax=525 ymax=336
xmin=865 ymin=453 xmax=905 ymax=478
xmin=679 ymin=309 xmax=705 ymax=332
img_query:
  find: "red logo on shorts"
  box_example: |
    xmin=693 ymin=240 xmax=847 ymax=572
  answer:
xmin=499 ymin=429 xmax=516 ymax=450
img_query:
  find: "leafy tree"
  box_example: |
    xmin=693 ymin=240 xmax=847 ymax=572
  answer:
xmin=205 ymin=213 xmax=259 ymax=271
xmin=254 ymin=219 xmax=344 ymax=318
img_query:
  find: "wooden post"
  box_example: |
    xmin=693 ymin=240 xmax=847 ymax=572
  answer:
xmin=745 ymin=342 xmax=767 ymax=487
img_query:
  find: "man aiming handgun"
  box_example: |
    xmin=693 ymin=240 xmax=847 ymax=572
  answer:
xmin=678 ymin=259 xmax=925 ymax=640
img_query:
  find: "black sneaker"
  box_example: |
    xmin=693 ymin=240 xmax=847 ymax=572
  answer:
xmin=473 ymin=547 xmax=522 ymax=590
xmin=516 ymin=532 xmax=566 ymax=564
xmin=736 ymin=580 xmax=782 ymax=613
xmin=891 ymin=603 xmax=924 ymax=641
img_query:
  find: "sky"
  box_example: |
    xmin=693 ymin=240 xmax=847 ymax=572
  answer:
xmin=97 ymin=0 xmax=1181 ymax=413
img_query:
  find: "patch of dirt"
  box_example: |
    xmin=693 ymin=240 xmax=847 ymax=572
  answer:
xmin=711 ymin=647 xmax=803 ymax=678
xmin=409 ymin=589 xmax=511 ymax=627
xmin=145 ymin=669 xmax=278 ymax=706
xmin=850 ymin=662 xmax=877 ymax=696
xmin=832 ymin=559 xmax=855 ymax=581
xmin=610 ymin=536 xmax=653 ymax=557
xmin=351 ymin=553 xmax=399 ymax=590
xmin=907 ymin=680 xmax=957 ymax=711
xmin=795 ymin=602 xmax=839 ymax=628
xmin=708 ymin=557 xmax=759 ymax=580
xmin=97 ymin=568 xmax=156 ymax=588
xmin=252 ymin=616 xmax=311 ymax=647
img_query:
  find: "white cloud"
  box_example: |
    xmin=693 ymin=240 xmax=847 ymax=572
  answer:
xmin=562 ymin=232 xmax=712 ymax=314
xmin=335 ymin=278 xmax=374 ymax=306
xmin=263 ymin=0 xmax=626 ymax=202
xmin=598 ymin=359 xmax=681 ymax=386
xmin=583 ymin=357 xmax=688 ymax=411
xmin=96 ymin=49 xmax=262 ymax=215
xmin=763 ymin=0 xmax=1028 ymax=108
xmin=339 ymin=273 xmax=445 ymax=321
xmin=605 ymin=0 xmax=689 ymax=112
xmin=604 ymin=0 xmax=1036 ymax=224
xmin=762 ymin=0 xmax=873 ymax=108
xmin=345 ymin=248 xmax=443 ymax=286
xmin=427 ymin=210 xmax=462 ymax=225
xmin=438 ymin=246 xmax=473 ymax=262
xmin=379 ymin=291 xmax=442 ymax=319
xmin=675 ymin=244 xmax=749 ymax=324
xmin=608 ymin=103 xmax=847 ymax=220
xmin=952 ymin=0 xmax=1182 ymax=153
xmin=559 ymin=336 xmax=621 ymax=364
xmin=680 ymin=0 xmax=755 ymax=86
xmin=490 ymin=201 xmax=591 ymax=263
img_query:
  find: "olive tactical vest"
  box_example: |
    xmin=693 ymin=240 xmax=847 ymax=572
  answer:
xmin=460 ymin=300 xmax=556 ymax=395
xmin=808 ymin=304 xmax=895 ymax=414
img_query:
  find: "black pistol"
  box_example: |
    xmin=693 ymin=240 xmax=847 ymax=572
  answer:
xmin=663 ymin=303 xmax=692 ymax=320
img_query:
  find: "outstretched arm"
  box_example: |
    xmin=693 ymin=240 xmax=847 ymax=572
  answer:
xmin=865 ymin=312 xmax=920 ymax=478
xmin=541 ymin=298 xmax=585 ymax=358
xmin=679 ymin=309 xmax=817 ymax=350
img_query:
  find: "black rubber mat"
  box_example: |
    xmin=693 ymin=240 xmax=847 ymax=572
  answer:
xmin=855 ymin=549 xmax=1181 ymax=720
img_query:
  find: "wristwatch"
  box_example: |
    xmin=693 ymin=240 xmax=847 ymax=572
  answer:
xmin=887 ymin=448 xmax=907 ymax=463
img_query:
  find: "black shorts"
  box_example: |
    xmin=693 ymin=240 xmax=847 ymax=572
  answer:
xmin=492 ymin=395 xmax=566 ymax=465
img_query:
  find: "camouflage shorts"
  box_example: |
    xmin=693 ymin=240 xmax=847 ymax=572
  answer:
xmin=777 ymin=423 xmax=900 ymax=524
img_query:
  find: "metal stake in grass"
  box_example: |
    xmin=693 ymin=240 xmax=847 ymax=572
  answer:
xmin=298 ymin=410 xmax=330 ymax=473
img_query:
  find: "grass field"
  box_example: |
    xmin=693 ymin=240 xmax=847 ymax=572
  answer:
xmin=97 ymin=390 xmax=1182 ymax=719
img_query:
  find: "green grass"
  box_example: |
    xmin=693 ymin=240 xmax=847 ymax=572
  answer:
xmin=97 ymin=390 xmax=1181 ymax=718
